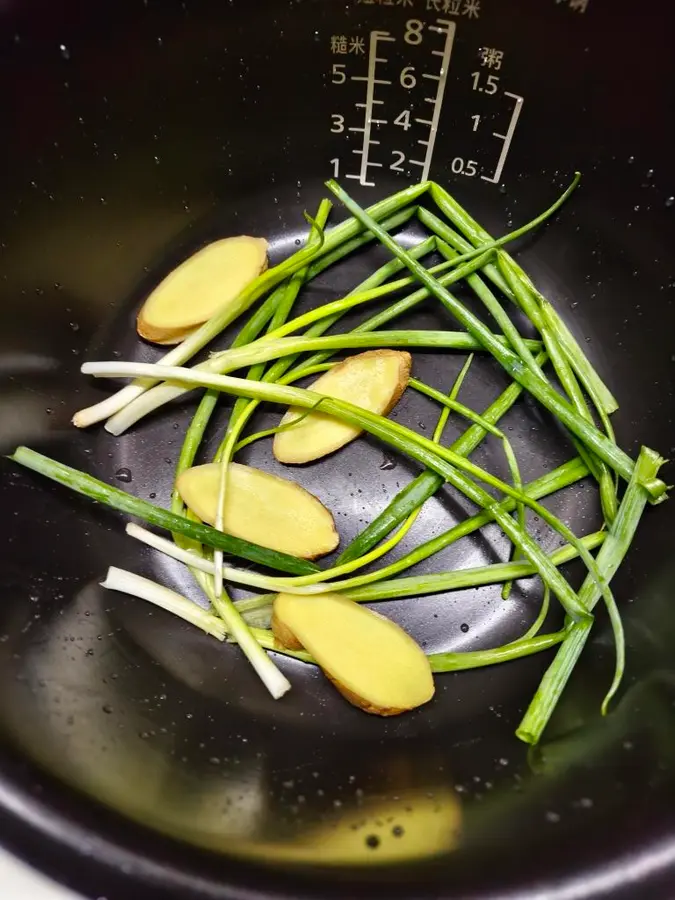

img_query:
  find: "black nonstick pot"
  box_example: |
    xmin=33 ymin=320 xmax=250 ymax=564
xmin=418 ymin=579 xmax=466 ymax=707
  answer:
xmin=1 ymin=1 xmax=674 ymax=898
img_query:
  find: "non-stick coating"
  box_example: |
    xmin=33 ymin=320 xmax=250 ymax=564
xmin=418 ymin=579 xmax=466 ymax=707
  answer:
xmin=0 ymin=1 xmax=674 ymax=898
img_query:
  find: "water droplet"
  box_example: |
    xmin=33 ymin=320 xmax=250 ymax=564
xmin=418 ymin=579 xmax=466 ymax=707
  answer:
xmin=546 ymin=811 xmax=561 ymax=823
xmin=460 ymin=623 xmax=470 ymax=633
xmin=627 ymin=155 xmax=635 ymax=164
xmin=379 ymin=455 xmax=397 ymax=471
xmin=149 ymin=492 xmax=157 ymax=499
xmin=666 ymin=196 xmax=674 ymax=208
xmin=69 ymin=321 xmax=79 ymax=332
xmin=45 ymin=407 xmax=53 ymax=415
xmin=114 ymin=467 xmax=132 ymax=483
xmin=392 ymin=825 xmax=404 ymax=838
xmin=646 ymin=168 xmax=654 ymax=178
xmin=59 ymin=43 xmax=70 ymax=60
xmin=365 ymin=834 xmax=380 ymax=849
xmin=102 ymin=704 xmax=113 ymax=714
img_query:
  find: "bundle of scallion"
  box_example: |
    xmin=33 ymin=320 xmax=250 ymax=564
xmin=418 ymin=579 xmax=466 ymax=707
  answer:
xmin=9 ymin=174 xmax=668 ymax=738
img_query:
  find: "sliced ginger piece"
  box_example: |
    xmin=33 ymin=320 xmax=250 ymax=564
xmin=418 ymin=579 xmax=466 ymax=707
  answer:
xmin=137 ymin=235 xmax=268 ymax=344
xmin=176 ymin=462 xmax=338 ymax=559
xmin=273 ymin=349 xmax=411 ymax=464
xmin=272 ymin=592 xmax=434 ymax=716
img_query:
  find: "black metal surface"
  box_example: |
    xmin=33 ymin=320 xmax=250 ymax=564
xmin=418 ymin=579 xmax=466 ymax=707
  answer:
xmin=0 ymin=0 xmax=674 ymax=898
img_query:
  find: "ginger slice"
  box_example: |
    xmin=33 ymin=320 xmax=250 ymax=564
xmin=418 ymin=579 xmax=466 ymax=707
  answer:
xmin=273 ymin=349 xmax=411 ymax=464
xmin=176 ymin=462 xmax=338 ymax=559
xmin=272 ymin=591 xmax=434 ymax=715
xmin=137 ymin=235 xmax=268 ymax=344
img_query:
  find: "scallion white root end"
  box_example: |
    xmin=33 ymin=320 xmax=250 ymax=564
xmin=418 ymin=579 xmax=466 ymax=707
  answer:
xmin=101 ymin=564 xmax=292 ymax=700
xmin=101 ymin=566 xmax=227 ymax=640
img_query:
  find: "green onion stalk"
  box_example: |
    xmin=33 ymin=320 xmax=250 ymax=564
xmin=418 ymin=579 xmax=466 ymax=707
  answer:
xmin=100 ymin=180 xmax=586 ymax=436
xmin=78 ymin=361 xmax=618 ymax=628
xmin=102 ymin=563 xmax=569 ymax=675
xmin=233 ymin=458 xmax=589 ymax=615
xmin=337 ymin=349 xmax=548 ymax=564
xmin=102 ymin=248 xmax=502 ymax=435
xmin=428 ymin=179 xmax=618 ymax=416
xmin=420 ymin=202 xmax=618 ymax=532
xmin=517 ymin=446 xmax=666 ymax=744
xmin=211 ymin=201 xmax=332 ymax=600
xmin=325 ymin=178 xmax=666 ymax=503
xmin=10 ymin=446 xmax=317 ymax=576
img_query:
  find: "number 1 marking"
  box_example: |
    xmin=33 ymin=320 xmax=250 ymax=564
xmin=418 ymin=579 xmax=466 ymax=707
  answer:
xmin=471 ymin=114 xmax=480 ymax=131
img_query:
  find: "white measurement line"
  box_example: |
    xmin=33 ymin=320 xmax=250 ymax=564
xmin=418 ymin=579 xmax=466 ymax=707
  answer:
xmin=414 ymin=117 xmax=433 ymax=126
xmin=356 ymin=29 xmax=395 ymax=186
xmin=423 ymin=97 xmax=437 ymax=104
xmin=409 ymin=160 xmax=425 ymax=168
xmin=481 ymin=92 xmax=524 ymax=184
xmin=345 ymin=173 xmax=375 ymax=186
xmin=353 ymin=76 xmax=392 ymax=85
xmin=422 ymin=73 xmax=441 ymax=81
xmin=417 ymin=19 xmax=457 ymax=182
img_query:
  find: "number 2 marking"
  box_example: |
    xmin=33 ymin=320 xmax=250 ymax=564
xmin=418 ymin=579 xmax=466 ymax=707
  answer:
xmin=390 ymin=150 xmax=406 ymax=172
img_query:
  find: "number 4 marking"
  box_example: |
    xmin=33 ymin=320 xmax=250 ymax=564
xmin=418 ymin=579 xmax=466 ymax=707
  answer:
xmin=394 ymin=110 xmax=411 ymax=131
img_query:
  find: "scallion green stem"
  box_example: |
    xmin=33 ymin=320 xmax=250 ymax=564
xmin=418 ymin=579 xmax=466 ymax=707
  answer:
xmin=516 ymin=446 xmax=666 ymax=744
xmin=82 ymin=361 xmax=612 ymax=624
xmin=341 ymin=531 xmax=606 ymax=601
xmin=520 ymin=586 xmax=552 ymax=643
xmin=102 ymin=248 xmax=503 ymax=435
xmin=9 ymin=446 xmax=318 ymax=575
xmin=326 ymin=179 xmax=666 ymax=502
xmin=326 ymin=459 xmax=588 ymax=593
xmin=427 ymin=179 xmax=618 ymax=416
xmin=211 ymin=202 xmax=331 ymax=599
xmin=337 ymin=349 xmax=549 ymax=564
xmin=429 ymin=630 xmax=568 ymax=673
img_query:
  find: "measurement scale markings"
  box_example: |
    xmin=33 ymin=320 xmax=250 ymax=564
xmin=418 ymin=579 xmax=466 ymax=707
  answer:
xmin=351 ymin=76 xmax=392 ymax=86
xmin=481 ymin=91 xmax=524 ymax=184
xmin=351 ymin=29 xmax=395 ymax=186
xmin=415 ymin=19 xmax=457 ymax=183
